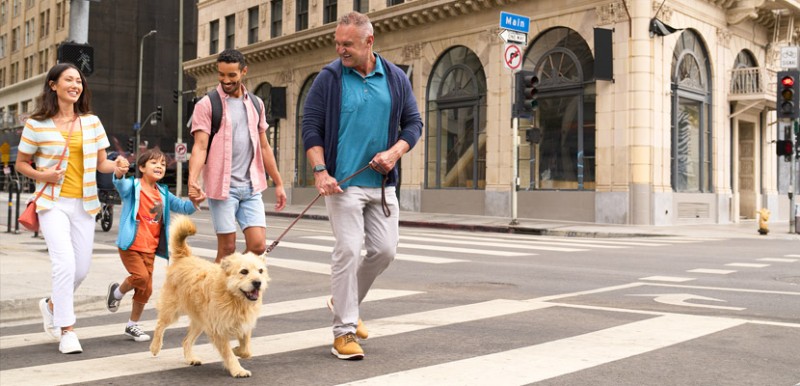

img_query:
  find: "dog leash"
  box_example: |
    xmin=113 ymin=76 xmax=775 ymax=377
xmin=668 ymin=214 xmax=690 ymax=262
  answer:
xmin=265 ymin=162 xmax=389 ymax=254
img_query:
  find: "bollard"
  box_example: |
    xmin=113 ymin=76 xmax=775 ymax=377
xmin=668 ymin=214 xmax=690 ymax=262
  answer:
xmin=795 ymin=204 xmax=799 ymax=235
xmin=14 ymin=179 xmax=21 ymax=233
xmin=6 ymin=179 xmax=12 ymax=233
xmin=757 ymin=208 xmax=770 ymax=235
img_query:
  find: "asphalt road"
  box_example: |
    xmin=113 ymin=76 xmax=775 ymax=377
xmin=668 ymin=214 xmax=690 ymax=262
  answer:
xmin=1 ymin=210 xmax=799 ymax=385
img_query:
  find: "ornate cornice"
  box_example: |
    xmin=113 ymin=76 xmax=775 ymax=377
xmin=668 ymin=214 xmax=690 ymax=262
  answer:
xmin=185 ymin=0 xmax=520 ymax=78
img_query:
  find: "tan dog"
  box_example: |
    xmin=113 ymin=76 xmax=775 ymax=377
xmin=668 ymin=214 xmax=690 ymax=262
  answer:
xmin=149 ymin=215 xmax=269 ymax=378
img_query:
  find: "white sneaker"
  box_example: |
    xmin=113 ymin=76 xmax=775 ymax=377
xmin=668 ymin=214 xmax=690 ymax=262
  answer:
xmin=59 ymin=331 xmax=83 ymax=354
xmin=38 ymin=298 xmax=60 ymax=340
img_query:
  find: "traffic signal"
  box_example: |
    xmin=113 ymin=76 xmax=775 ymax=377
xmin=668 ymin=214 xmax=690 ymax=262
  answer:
xmin=156 ymin=106 xmax=163 ymax=121
xmin=173 ymin=89 xmax=179 ymax=104
xmin=127 ymin=137 xmax=135 ymax=154
xmin=777 ymin=70 xmax=800 ymax=119
xmin=776 ymin=139 xmax=794 ymax=156
xmin=514 ymin=70 xmax=539 ymax=118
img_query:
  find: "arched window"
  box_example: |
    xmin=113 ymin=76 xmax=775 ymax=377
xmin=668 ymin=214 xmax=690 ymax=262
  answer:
xmin=425 ymin=46 xmax=487 ymax=189
xmin=253 ymin=82 xmax=278 ymax=171
xmin=730 ymin=50 xmax=758 ymax=95
xmin=295 ymin=73 xmax=318 ymax=187
xmin=671 ymin=30 xmax=712 ymax=192
xmin=521 ymin=27 xmax=596 ymax=190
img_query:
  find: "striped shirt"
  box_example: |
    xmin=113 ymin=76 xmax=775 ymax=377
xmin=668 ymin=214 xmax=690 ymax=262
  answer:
xmin=18 ymin=114 xmax=111 ymax=215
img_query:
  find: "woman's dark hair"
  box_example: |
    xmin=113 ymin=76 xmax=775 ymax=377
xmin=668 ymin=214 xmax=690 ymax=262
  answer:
xmin=137 ymin=148 xmax=167 ymax=171
xmin=30 ymin=63 xmax=92 ymax=121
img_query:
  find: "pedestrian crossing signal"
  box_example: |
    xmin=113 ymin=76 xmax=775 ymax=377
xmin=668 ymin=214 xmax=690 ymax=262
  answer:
xmin=776 ymin=139 xmax=793 ymax=156
xmin=58 ymin=43 xmax=94 ymax=76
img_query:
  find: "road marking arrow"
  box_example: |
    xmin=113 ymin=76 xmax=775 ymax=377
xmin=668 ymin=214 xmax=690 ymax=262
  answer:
xmin=629 ymin=293 xmax=746 ymax=311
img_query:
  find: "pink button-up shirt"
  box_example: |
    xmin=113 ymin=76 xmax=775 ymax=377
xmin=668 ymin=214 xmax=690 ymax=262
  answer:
xmin=190 ymin=83 xmax=268 ymax=200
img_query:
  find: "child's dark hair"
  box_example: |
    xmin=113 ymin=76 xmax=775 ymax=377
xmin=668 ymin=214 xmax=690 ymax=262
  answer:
xmin=137 ymin=148 xmax=166 ymax=170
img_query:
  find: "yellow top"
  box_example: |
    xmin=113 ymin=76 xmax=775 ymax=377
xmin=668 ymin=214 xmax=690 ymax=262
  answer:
xmin=59 ymin=129 xmax=84 ymax=198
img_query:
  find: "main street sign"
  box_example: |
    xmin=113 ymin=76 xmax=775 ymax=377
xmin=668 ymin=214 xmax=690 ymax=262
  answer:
xmin=500 ymin=11 xmax=530 ymax=34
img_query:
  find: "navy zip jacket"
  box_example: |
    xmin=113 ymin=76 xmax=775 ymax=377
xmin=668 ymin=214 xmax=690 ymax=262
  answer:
xmin=301 ymin=54 xmax=423 ymax=186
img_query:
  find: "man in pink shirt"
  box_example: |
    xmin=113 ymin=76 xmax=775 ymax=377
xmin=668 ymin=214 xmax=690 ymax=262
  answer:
xmin=188 ymin=49 xmax=286 ymax=263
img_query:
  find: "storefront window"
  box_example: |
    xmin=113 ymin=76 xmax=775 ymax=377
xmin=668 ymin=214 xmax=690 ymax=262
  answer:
xmin=671 ymin=30 xmax=711 ymax=193
xmin=521 ymin=27 xmax=596 ymax=190
xmin=295 ymin=73 xmax=318 ymax=187
xmin=425 ymin=46 xmax=487 ymax=189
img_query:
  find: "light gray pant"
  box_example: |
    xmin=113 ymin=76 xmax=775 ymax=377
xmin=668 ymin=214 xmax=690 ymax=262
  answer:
xmin=325 ymin=186 xmax=399 ymax=338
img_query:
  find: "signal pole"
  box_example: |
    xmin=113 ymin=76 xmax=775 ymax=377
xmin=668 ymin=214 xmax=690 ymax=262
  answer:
xmin=176 ymin=0 xmax=184 ymax=197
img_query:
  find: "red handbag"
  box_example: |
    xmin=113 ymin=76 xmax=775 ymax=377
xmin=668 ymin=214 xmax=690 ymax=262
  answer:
xmin=19 ymin=118 xmax=77 ymax=232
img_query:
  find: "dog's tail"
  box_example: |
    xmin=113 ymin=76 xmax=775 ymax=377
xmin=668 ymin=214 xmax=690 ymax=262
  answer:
xmin=169 ymin=215 xmax=196 ymax=260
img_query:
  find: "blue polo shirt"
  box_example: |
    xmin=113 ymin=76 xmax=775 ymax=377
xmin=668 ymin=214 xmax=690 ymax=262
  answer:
xmin=336 ymin=55 xmax=391 ymax=188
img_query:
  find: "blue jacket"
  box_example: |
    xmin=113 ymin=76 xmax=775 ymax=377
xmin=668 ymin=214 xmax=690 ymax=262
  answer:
xmin=113 ymin=175 xmax=197 ymax=259
xmin=301 ymin=54 xmax=423 ymax=186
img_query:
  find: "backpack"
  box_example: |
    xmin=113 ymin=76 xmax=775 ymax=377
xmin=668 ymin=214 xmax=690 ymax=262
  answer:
xmin=204 ymin=89 xmax=264 ymax=164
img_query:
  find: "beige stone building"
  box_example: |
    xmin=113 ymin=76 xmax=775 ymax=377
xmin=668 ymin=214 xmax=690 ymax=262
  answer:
xmin=186 ymin=0 xmax=800 ymax=226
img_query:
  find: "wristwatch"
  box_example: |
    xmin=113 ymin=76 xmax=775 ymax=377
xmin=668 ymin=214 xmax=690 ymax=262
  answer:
xmin=313 ymin=164 xmax=327 ymax=173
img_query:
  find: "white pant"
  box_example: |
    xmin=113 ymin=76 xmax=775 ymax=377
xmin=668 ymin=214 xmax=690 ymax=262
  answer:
xmin=38 ymin=197 xmax=95 ymax=327
xmin=324 ymin=186 xmax=399 ymax=338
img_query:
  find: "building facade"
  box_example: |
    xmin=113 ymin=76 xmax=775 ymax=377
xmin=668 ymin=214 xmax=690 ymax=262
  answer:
xmin=0 ymin=0 xmax=197 ymax=186
xmin=187 ymin=0 xmax=799 ymax=226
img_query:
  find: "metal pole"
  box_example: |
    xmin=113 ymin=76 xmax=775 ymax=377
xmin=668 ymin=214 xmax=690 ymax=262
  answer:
xmin=6 ymin=180 xmax=12 ymax=233
xmin=136 ymin=30 xmax=157 ymax=172
xmin=511 ymin=116 xmax=519 ymax=226
xmin=790 ymin=119 xmax=797 ymax=233
xmin=176 ymin=0 xmax=184 ymax=197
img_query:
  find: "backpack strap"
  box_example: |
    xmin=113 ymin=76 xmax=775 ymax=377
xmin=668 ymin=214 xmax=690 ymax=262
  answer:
xmin=204 ymin=90 xmax=264 ymax=164
xmin=205 ymin=90 xmax=223 ymax=164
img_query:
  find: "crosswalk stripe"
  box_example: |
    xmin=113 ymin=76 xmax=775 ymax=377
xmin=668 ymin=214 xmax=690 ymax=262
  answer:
xmin=396 ymin=235 xmax=600 ymax=251
xmin=271 ymin=241 xmax=468 ymax=264
xmin=0 ymin=299 xmax=552 ymax=385
xmin=725 ymin=263 xmax=770 ymax=268
xmin=687 ymin=268 xmax=736 ymax=274
xmin=402 ymin=230 xmax=678 ymax=247
xmin=340 ymin=314 xmax=745 ymax=386
xmin=399 ymin=233 xmax=634 ymax=249
xmin=757 ymin=257 xmax=798 ymax=263
xmin=305 ymin=236 xmax=532 ymax=256
xmin=192 ymin=246 xmax=332 ymax=274
xmin=0 ymin=289 xmax=420 ymax=350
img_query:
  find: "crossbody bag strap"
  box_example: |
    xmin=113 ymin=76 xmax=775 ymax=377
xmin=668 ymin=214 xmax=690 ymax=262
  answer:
xmin=35 ymin=116 xmax=78 ymax=203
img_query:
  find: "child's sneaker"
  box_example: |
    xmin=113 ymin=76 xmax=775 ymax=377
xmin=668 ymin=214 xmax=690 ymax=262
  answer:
xmin=124 ymin=324 xmax=151 ymax=342
xmin=106 ymin=282 xmax=120 ymax=312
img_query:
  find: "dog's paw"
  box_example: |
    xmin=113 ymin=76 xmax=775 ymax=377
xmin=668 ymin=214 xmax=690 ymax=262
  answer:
xmin=149 ymin=342 xmax=161 ymax=356
xmin=230 ymin=367 xmax=252 ymax=378
xmin=232 ymin=346 xmax=251 ymax=358
xmin=186 ymin=357 xmax=202 ymax=366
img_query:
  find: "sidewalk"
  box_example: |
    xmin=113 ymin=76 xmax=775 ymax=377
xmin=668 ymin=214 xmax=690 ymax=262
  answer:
xmin=2 ymin=193 xmax=798 ymax=326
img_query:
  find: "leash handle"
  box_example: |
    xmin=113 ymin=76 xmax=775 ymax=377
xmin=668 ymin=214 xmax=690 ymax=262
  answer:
xmin=266 ymin=164 xmax=372 ymax=254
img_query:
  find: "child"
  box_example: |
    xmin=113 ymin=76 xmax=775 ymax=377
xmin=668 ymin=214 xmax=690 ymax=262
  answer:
xmin=105 ymin=149 xmax=197 ymax=342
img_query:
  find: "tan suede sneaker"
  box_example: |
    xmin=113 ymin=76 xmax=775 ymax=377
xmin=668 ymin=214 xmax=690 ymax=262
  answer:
xmin=327 ymin=297 xmax=369 ymax=340
xmin=331 ymin=333 xmax=364 ymax=360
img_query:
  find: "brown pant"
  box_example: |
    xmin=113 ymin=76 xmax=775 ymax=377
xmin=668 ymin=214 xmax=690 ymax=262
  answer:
xmin=118 ymin=248 xmax=155 ymax=304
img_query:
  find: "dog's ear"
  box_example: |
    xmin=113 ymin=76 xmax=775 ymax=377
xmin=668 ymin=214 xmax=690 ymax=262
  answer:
xmin=219 ymin=256 xmax=232 ymax=272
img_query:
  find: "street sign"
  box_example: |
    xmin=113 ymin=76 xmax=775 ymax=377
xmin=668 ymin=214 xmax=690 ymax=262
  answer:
xmin=780 ymin=46 xmax=799 ymax=69
xmin=175 ymin=142 xmax=188 ymax=162
xmin=499 ymin=29 xmax=527 ymax=45
xmin=500 ymin=11 xmax=530 ymax=34
xmin=504 ymin=43 xmax=523 ymax=72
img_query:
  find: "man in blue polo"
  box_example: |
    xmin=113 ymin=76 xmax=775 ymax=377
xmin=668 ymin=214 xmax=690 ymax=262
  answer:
xmin=301 ymin=11 xmax=422 ymax=360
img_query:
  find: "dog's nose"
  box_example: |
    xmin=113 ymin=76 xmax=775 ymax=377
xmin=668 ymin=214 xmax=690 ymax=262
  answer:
xmin=252 ymin=281 xmax=261 ymax=289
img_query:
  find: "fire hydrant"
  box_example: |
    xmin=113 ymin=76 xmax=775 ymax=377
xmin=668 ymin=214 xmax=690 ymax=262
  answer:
xmin=757 ymin=208 xmax=770 ymax=235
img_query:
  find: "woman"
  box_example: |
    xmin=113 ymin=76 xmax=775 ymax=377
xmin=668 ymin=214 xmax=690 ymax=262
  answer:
xmin=15 ymin=63 xmax=126 ymax=354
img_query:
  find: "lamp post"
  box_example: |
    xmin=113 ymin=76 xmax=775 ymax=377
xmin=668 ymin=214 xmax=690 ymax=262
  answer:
xmin=135 ymin=30 xmax=157 ymax=167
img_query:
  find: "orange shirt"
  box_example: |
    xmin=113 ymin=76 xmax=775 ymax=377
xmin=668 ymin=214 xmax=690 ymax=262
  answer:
xmin=129 ymin=183 xmax=163 ymax=253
